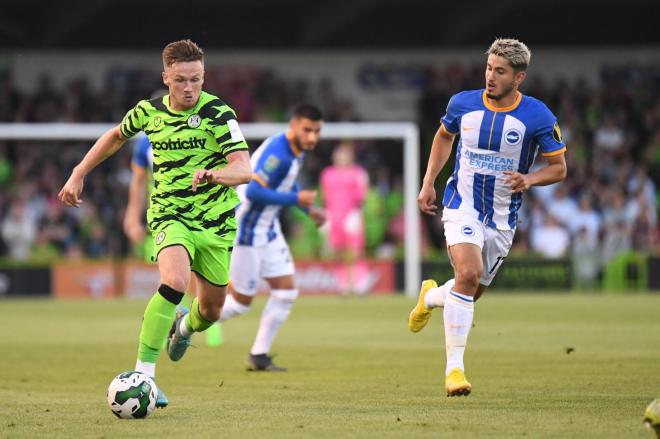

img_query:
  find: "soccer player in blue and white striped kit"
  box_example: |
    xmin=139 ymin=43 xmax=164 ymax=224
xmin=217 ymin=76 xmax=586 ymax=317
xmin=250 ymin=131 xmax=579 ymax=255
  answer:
xmin=221 ymin=104 xmax=326 ymax=371
xmin=409 ymin=38 xmax=567 ymax=396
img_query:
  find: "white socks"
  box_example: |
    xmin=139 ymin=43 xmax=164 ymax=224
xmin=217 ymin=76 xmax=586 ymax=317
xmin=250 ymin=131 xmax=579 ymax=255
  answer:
xmin=179 ymin=315 xmax=192 ymax=338
xmin=250 ymin=289 xmax=297 ymax=355
xmin=443 ymin=290 xmax=474 ymax=375
xmin=219 ymin=293 xmax=251 ymax=322
xmin=424 ymin=278 xmax=455 ymax=308
xmin=135 ymin=360 xmax=155 ymax=378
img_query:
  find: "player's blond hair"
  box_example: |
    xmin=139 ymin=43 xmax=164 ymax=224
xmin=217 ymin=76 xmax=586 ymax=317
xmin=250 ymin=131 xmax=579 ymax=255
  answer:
xmin=162 ymin=39 xmax=204 ymax=68
xmin=486 ymin=38 xmax=531 ymax=71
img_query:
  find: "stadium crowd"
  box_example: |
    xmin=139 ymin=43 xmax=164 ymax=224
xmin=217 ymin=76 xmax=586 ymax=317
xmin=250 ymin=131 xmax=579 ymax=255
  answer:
xmin=0 ymin=62 xmax=658 ymax=286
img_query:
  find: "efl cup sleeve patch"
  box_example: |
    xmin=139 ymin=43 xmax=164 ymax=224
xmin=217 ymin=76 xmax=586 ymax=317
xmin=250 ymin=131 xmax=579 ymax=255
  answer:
xmin=552 ymin=122 xmax=563 ymax=143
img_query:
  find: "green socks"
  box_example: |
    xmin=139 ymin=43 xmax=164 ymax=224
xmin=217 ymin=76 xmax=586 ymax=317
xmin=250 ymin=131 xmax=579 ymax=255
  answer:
xmin=137 ymin=286 xmax=183 ymax=363
xmin=187 ymin=297 xmax=214 ymax=333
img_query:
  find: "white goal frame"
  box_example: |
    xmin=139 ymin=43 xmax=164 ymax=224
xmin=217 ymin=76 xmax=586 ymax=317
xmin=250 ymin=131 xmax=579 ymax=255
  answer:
xmin=0 ymin=122 xmax=420 ymax=296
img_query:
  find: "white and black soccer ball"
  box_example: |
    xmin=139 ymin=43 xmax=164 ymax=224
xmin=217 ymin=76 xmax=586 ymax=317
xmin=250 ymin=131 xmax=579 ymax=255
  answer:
xmin=107 ymin=371 xmax=157 ymax=419
xmin=644 ymin=399 xmax=660 ymax=437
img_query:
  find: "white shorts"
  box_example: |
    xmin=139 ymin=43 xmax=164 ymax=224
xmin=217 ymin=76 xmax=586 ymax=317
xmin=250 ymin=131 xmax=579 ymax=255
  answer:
xmin=230 ymin=233 xmax=295 ymax=296
xmin=442 ymin=208 xmax=515 ymax=286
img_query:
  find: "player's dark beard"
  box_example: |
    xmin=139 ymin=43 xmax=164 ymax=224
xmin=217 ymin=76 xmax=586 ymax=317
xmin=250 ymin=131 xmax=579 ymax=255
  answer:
xmin=486 ymin=81 xmax=515 ymax=101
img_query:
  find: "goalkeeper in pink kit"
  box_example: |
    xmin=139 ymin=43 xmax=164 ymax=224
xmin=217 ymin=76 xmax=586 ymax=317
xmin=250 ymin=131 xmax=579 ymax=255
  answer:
xmin=320 ymin=143 xmax=369 ymax=294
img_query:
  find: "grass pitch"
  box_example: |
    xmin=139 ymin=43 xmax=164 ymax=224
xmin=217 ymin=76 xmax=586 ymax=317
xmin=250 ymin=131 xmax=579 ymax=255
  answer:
xmin=1 ymin=293 xmax=659 ymax=438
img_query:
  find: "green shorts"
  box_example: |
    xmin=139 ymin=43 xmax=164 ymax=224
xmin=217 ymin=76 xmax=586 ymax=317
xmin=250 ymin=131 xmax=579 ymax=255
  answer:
xmin=142 ymin=234 xmax=155 ymax=263
xmin=152 ymin=220 xmax=235 ymax=286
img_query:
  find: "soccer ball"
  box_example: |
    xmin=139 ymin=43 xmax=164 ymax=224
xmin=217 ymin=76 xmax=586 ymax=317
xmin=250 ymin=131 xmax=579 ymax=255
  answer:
xmin=644 ymin=399 xmax=660 ymax=438
xmin=107 ymin=371 xmax=157 ymax=419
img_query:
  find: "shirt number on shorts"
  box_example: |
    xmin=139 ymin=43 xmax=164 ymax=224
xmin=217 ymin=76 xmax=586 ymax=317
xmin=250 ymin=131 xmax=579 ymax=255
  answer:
xmin=488 ymin=256 xmax=506 ymax=274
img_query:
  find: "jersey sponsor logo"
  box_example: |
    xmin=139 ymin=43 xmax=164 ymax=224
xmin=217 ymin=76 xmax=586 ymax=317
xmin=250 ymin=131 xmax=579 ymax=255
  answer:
xmin=552 ymin=122 xmax=563 ymax=143
xmin=151 ymin=137 xmax=206 ymax=150
xmin=461 ymin=225 xmax=475 ymax=237
xmin=466 ymin=150 xmax=515 ymax=172
xmin=462 ymin=126 xmax=474 ymax=131
xmin=504 ymin=128 xmax=522 ymax=146
xmin=155 ymin=231 xmax=166 ymax=245
xmin=187 ymin=114 xmax=201 ymax=128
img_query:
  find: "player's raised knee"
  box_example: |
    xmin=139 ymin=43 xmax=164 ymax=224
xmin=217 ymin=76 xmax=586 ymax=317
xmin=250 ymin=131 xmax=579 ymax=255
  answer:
xmin=159 ymin=275 xmax=188 ymax=297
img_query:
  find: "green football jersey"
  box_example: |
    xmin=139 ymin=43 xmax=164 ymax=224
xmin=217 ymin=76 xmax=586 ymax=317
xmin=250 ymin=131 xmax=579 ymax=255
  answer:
xmin=120 ymin=91 xmax=248 ymax=236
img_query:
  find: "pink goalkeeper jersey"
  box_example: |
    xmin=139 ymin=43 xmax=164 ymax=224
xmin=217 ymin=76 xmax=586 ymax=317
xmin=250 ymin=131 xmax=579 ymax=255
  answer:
xmin=320 ymin=165 xmax=368 ymax=217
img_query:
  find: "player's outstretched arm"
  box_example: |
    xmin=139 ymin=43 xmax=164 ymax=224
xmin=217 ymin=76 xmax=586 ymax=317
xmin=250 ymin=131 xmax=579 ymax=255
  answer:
xmin=123 ymin=162 xmax=149 ymax=244
xmin=192 ymin=150 xmax=252 ymax=191
xmin=58 ymin=126 xmax=127 ymax=207
xmin=504 ymin=152 xmax=567 ymax=194
xmin=418 ymin=125 xmax=456 ymax=215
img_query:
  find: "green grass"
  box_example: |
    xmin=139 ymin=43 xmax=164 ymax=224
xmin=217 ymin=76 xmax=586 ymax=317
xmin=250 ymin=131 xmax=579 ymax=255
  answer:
xmin=0 ymin=293 xmax=659 ymax=438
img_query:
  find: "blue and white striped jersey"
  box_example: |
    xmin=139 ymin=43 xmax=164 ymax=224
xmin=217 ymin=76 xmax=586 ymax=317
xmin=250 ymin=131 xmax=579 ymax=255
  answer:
xmin=441 ymin=89 xmax=566 ymax=230
xmin=236 ymin=132 xmax=304 ymax=246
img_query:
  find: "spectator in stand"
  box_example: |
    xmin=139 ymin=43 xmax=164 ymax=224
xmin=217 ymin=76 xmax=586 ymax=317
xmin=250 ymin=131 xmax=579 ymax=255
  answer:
xmin=601 ymin=219 xmax=632 ymax=266
xmin=530 ymin=214 xmax=571 ymax=259
xmin=572 ymin=226 xmax=600 ymax=288
xmin=545 ymin=184 xmax=578 ymax=228
xmin=569 ymin=195 xmax=601 ymax=245
xmin=1 ymin=199 xmax=37 ymax=261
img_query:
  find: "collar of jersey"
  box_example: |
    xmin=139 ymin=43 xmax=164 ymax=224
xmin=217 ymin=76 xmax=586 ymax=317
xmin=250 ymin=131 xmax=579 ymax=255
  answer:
xmin=164 ymin=94 xmax=203 ymax=114
xmin=482 ymin=90 xmax=522 ymax=112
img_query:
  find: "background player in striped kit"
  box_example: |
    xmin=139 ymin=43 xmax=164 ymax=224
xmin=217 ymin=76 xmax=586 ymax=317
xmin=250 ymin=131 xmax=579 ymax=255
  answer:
xmin=410 ymin=38 xmax=567 ymax=396
xmin=59 ymin=40 xmax=252 ymax=406
xmin=219 ymin=104 xmax=325 ymax=371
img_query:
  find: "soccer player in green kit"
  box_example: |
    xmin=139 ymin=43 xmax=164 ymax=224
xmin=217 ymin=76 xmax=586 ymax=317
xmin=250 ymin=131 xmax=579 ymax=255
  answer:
xmin=59 ymin=39 xmax=252 ymax=408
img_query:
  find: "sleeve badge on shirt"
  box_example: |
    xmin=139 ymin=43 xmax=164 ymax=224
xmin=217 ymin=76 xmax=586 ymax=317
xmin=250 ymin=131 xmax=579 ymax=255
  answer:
xmin=552 ymin=122 xmax=563 ymax=143
xmin=263 ymin=155 xmax=280 ymax=173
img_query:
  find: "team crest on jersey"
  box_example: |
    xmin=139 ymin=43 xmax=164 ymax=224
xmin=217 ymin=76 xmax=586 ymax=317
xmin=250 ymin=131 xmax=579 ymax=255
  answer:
xmin=504 ymin=128 xmax=522 ymax=146
xmin=552 ymin=122 xmax=563 ymax=143
xmin=153 ymin=116 xmax=162 ymax=127
xmin=155 ymin=231 xmax=166 ymax=245
xmin=187 ymin=114 xmax=201 ymax=128
xmin=461 ymin=225 xmax=475 ymax=237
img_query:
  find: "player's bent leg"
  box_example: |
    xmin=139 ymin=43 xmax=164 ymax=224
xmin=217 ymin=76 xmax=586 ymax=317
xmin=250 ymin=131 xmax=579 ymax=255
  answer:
xmin=408 ymin=277 xmax=458 ymax=332
xmin=193 ymin=276 xmax=227 ymax=323
xmin=408 ymin=279 xmax=437 ymax=333
xmin=168 ymin=278 xmax=227 ymax=361
xmin=219 ymin=285 xmax=253 ymax=322
xmin=445 ymin=368 xmax=472 ymax=397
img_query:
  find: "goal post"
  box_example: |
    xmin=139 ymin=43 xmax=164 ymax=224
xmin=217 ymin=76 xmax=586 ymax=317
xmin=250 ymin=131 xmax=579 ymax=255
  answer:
xmin=0 ymin=122 xmax=421 ymax=296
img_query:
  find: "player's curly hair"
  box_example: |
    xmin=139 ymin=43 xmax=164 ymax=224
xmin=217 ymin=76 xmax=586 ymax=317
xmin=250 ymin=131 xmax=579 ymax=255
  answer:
xmin=487 ymin=38 xmax=531 ymax=71
xmin=162 ymin=39 xmax=204 ymax=68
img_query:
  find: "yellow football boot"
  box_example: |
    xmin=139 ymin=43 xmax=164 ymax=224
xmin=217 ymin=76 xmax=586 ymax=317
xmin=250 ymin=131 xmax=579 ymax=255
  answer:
xmin=445 ymin=368 xmax=472 ymax=397
xmin=408 ymin=279 xmax=437 ymax=333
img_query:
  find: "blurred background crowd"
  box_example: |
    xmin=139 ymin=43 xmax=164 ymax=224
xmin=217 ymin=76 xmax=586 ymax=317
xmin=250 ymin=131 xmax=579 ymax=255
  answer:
xmin=0 ymin=60 xmax=659 ymax=287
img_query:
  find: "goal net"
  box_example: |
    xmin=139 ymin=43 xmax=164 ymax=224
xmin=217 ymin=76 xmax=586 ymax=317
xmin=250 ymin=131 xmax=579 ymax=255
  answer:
xmin=0 ymin=122 xmax=420 ymax=296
